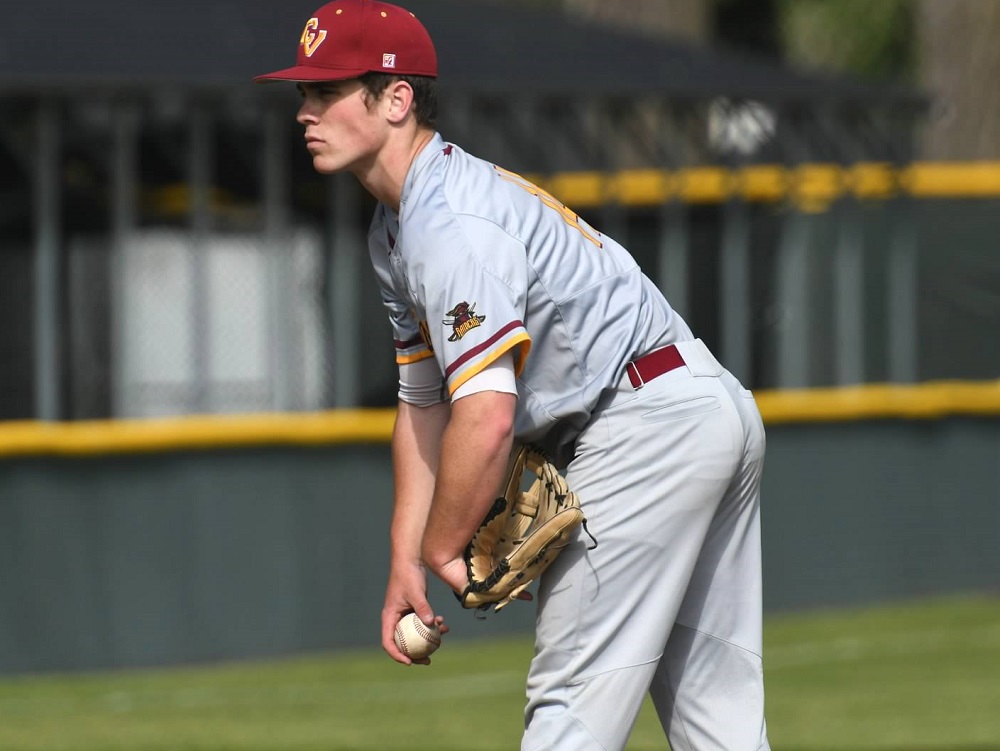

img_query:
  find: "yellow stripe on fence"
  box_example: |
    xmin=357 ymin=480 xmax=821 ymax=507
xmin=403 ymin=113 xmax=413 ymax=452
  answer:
xmin=0 ymin=382 xmax=999 ymax=458
xmin=531 ymin=161 xmax=1000 ymax=210
xmin=754 ymin=380 xmax=1000 ymax=423
xmin=146 ymin=162 xmax=1000 ymax=219
xmin=0 ymin=409 xmax=397 ymax=458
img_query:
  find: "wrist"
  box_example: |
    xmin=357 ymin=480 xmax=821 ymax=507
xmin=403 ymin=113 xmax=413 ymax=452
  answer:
xmin=421 ymin=538 xmax=466 ymax=591
xmin=390 ymin=541 xmax=426 ymax=573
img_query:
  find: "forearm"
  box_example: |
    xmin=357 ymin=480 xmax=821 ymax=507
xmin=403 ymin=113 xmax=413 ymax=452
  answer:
xmin=382 ymin=399 xmax=451 ymax=664
xmin=390 ymin=399 xmax=450 ymax=564
xmin=422 ymin=391 xmax=516 ymax=575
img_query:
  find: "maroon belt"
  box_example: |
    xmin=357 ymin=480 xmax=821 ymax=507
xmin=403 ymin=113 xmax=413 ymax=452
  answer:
xmin=625 ymin=344 xmax=686 ymax=389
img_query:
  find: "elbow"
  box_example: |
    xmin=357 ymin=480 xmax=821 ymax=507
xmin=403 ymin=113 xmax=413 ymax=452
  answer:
xmin=491 ymin=404 xmax=515 ymax=446
xmin=480 ymin=401 xmax=516 ymax=465
xmin=452 ymin=390 xmax=517 ymax=452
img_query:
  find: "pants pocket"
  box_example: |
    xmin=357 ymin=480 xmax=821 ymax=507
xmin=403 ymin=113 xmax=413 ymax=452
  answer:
xmin=640 ymin=395 xmax=721 ymax=423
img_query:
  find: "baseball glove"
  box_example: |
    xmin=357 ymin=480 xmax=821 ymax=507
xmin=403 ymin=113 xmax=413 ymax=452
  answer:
xmin=459 ymin=444 xmax=589 ymax=613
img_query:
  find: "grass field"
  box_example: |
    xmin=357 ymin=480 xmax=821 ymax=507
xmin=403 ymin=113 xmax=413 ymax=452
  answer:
xmin=1 ymin=594 xmax=998 ymax=750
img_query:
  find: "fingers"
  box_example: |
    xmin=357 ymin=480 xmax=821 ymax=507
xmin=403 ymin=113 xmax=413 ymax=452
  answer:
xmin=413 ymin=601 xmax=436 ymax=628
xmin=381 ymin=571 xmax=449 ymax=666
xmin=382 ymin=608 xmax=431 ymax=665
xmin=381 ymin=608 xmax=449 ymax=666
xmin=381 ymin=608 xmax=413 ymax=665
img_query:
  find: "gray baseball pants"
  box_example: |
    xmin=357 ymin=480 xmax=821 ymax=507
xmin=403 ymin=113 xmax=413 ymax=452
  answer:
xmin=522 ymin=339 xmax=770 ymax=751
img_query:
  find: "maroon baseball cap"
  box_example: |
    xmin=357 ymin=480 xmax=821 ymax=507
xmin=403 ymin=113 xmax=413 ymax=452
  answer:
xmin=255 ymin=0 xmax=437 ymax=83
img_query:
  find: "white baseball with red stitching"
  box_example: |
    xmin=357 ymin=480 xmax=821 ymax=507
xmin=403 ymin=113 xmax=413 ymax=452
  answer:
xmin=393 ymin=613 xmax=441 ymax=659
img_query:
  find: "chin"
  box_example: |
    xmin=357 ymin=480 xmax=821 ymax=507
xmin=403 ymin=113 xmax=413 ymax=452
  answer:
xmin=311 ymin=155 xmax=344 ymax=175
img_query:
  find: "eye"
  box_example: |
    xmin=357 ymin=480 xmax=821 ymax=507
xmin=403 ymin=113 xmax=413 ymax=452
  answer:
xmin=297 ymin=84 xmax=337 ymax=100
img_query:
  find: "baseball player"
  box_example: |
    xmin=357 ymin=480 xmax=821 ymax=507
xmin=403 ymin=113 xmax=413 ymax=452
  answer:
xmin=256 ymin=2 xmax=770 ymax=749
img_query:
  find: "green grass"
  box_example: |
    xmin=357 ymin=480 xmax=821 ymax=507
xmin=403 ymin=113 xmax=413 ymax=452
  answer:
xmin=1 ymin=594 xmax=998 ymax=750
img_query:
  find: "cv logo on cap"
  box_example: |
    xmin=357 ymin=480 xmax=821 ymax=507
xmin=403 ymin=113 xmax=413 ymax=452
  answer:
xmin=300 ymin=18 xmax=328 ymax=57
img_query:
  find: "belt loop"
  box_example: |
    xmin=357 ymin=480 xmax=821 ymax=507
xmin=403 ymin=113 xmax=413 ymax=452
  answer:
xmin=626 ymin=361 xmax=644 ymax=390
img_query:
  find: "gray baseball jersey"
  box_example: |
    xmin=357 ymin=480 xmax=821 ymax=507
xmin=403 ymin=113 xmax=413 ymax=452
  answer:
xmin=368 ymin=133 xmax=693 ymax=465
xmin=369 ymin=132 xmax=769 ymax=751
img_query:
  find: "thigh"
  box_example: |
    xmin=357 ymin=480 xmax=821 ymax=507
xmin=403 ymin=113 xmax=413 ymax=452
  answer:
xmin=563 ymin=369 xmax=746 ymax=673
xmin=650 ymin=381 xmax=770 ymax=751
xmin=523 ymin=370 xmax=746 ymax=749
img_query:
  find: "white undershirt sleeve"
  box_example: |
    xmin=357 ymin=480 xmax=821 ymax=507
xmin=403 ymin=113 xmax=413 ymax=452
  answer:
xmin=452 ymin=351 xmax=518 ymax=401
xmin=398 ymin=357 xmax=446 ymax=406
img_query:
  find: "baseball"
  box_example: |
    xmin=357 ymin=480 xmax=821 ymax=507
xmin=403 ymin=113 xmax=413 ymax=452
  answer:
xmin=393 ymin=613 xmax=442 ymax=660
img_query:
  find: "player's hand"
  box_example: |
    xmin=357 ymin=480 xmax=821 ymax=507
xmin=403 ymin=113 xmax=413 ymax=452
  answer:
xmin=426 ymin=556 xmax=468 ymax=596
xmin=381 ymin=560 xmax=449 ymax=665
xmin=428 ymin=555 xmax=533 ymax=605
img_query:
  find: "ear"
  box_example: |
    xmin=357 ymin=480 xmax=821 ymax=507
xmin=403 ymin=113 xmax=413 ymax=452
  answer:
xmin=385 ymin=79 xmax=416 ymax=125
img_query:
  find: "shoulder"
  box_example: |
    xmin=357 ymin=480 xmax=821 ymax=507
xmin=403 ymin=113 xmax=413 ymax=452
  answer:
xmin=405 ymin=144 xmax=517 ymax=240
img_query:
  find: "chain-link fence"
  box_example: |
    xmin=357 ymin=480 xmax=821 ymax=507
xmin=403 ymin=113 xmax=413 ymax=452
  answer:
xmin=4 ymin=84 xmax=998 ymax=423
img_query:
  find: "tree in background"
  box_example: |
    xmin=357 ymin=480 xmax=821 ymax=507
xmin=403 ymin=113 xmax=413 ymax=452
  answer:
xmin=521 ymin=0 xmax=1000 ymax=159
xmin=776 ymin=0 xmax=1000 ymax=160
xmin=777 ymin=0 xmax=915 ymax=82
xmin=918 ymin=0 xmax=1000 ymax=160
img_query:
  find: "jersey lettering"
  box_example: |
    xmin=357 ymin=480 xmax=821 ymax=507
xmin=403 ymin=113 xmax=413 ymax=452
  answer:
xmin=493 ymin=166 xmax=603 ymax=249
xmin=418 ymin=319 xmax=434 ymax=352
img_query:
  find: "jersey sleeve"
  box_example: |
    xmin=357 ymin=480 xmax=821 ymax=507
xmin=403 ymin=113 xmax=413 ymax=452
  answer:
xmin=367 ymin=207 xmax=436 ymax=370
xmin=417 ymin=219 xmax=532 ymax=398
xmin=398 ymin=355 xmax=446 ymax=406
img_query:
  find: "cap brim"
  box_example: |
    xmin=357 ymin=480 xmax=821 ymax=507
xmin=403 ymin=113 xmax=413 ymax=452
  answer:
xmin=253 ymin=65 xmax=369 ymax=84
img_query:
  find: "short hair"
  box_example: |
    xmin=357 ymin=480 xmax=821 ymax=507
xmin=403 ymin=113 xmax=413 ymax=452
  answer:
xmin=358 ymin=72 xmax=438 ymax=128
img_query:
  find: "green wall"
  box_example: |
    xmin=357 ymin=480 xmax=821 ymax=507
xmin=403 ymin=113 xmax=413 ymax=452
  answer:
xmin=1 ymin=421 xmax=997 ymax=674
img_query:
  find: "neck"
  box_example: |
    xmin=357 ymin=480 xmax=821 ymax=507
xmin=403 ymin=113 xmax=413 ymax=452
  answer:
xmin=355 ymin=128 xmax=436 ymax=211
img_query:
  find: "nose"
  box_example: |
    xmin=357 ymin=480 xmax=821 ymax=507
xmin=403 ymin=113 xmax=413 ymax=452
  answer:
xmin=297 ymin=100 xmax=318 ymax=126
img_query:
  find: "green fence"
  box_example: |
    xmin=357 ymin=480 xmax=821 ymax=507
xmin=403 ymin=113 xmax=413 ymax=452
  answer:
xmin=1 ymin=389 xmax=998 ymax=674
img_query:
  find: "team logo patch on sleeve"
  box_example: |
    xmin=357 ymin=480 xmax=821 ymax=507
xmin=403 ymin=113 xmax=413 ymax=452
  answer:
xmin=444 ymin=301 xmax=486 ymax=341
